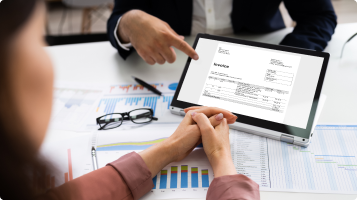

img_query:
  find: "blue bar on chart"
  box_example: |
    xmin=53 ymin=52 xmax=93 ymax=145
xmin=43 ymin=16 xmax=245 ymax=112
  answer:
xmin=170 ymin=166 xmax=178 ymax=188
xmin=152 ymin=175 xmax=157 ymax=189
xmin=159 ymin=170 xmax=167 ymax=189
xmin=181 ymin=165 xmax=188 ymax=188
xmin=202 ymin=169 xmax=209 ymax=187
xmin=191 ymin=167 xmax=198 ymax=188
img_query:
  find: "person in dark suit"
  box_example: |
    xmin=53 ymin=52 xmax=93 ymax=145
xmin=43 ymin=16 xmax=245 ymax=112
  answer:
xmin=107 ymin=0 xmax=337 ymax=65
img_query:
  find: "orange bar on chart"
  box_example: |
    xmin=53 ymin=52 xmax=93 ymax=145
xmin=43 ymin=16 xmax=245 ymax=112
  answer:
xmin=65 ymin=172 xmax=69 ymax=183
xmin=51 ymin=176 xmax=55 ymax=189
xmin=68 ymin=149 xmax=73 ymax=181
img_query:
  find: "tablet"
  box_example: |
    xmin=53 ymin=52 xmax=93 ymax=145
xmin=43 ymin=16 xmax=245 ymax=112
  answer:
xmin=170 ymin=34 xmax=329 ymax=147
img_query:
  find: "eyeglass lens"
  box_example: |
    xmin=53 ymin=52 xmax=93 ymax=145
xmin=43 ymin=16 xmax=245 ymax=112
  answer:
xmin=98 ymin=114 xmax=123 ymax=129
xmin=129 ymin=109 xmax=153 ymax=123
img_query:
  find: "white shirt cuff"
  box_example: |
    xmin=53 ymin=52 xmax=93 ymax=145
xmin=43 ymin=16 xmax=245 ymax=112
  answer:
xmin=114 ymin=16 xmax=133 ymax=51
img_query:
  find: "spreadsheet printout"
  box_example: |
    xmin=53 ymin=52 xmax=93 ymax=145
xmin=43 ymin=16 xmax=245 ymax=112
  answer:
xmin=230 ymin=125 xmax=357 ymax=194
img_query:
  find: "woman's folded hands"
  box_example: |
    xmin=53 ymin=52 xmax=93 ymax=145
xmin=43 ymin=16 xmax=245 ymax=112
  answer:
xmin=138 ymin=106 xmax=237 ymax=178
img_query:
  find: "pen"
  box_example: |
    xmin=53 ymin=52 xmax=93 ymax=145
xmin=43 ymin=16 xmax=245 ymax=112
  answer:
xmin=132 ymin=76 xmax=162 ymax=96
xmin=91 ymin=146 xmax=98 ymax=171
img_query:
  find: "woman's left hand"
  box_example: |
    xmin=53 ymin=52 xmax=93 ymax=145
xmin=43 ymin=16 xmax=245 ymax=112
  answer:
xmin=165 ymin=110 xmax=201 ymax=161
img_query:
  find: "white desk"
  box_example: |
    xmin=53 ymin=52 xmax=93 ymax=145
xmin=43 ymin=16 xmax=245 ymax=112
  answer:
xmin=46 ymin=23 xmax=357 ymax=200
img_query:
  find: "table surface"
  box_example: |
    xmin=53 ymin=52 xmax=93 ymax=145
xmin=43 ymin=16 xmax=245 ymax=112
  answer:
xmin=46 ymin=23 xmax=357 ymax=200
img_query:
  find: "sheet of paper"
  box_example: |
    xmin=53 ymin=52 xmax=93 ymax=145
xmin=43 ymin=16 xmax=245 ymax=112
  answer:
xmin=49 ymin=81 xmax=181 ymax=132
xmin=49 ymin=81 xmax=103 ymax=131
xmin=95 ymin=123 xmax=214 ymax=199
xmin=94 ymin=124 xmax=357 ymax=199
xmin=82 ymin=82 xmax=183 ymax=131
xmin=40 ymin=133 xmax=93 ymax=188
xmin=230 ymin=125 xmax=357 ymax=194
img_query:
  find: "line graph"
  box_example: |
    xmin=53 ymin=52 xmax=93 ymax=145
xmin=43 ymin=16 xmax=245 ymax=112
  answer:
xmin=96 ymin=138 xmax=167 ymax=151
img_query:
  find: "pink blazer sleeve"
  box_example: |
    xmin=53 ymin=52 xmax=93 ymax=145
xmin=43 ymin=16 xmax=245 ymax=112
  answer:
xmin=207 ymin=174 xmax=260 ymax=200
xmin=38 ymin=152 xmax=153 ymax=200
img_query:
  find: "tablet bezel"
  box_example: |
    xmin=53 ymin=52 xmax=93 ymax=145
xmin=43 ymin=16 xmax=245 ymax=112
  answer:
xmin=171 ymin=33 xmax=329 ymax=139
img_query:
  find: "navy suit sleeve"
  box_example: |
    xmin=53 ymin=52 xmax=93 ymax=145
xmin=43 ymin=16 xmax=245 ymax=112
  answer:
xmin=280 ymin=0 xmax=337 ymax=51
xmin=107 ymin=0 xmax=149 ymax=60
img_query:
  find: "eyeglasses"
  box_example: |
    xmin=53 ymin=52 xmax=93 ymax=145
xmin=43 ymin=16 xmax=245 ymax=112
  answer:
xmin=96 ymin=108 xmax=158 ymax=130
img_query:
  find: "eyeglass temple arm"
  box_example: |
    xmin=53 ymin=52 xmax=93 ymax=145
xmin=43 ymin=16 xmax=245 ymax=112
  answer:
xmin=130 ymin=113 xmax=158 ymax=121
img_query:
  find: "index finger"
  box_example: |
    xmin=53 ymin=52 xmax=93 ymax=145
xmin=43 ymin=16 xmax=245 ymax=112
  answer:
xmin=180 ymin=110 xmax=195 ymax=126
xmin=191 ymin=113 xmax=215 ymax=134
xmin=184 ymin=106 xmax=207 ymax=111
xmin=170 ymin=36 xmax=199 ymax=60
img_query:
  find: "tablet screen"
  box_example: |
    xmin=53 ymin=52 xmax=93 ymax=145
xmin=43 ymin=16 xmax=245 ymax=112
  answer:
xmin=177 ymin=38 xmax=324 ymax=129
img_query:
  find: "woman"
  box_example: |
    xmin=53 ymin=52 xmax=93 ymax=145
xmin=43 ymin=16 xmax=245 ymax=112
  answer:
xmin=0 ymin=0 xmax=260 ymax=199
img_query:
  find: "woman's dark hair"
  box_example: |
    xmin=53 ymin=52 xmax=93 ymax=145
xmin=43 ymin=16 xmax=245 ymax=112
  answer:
xmin=0 ymin=0 xmax=47 ymax=199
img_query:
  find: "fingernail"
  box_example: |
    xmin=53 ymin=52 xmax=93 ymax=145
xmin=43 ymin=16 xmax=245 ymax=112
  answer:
xmin=215 ymin=113 xmax=223 ymax=121
xmin=191 ymin=112 xmax=196 ymax=117
xmin=193 ymin=55 xmax=199 ymax=60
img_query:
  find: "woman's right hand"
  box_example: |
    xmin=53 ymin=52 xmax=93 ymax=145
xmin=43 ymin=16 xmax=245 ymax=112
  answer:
xmin=191 ymin=112 xmax=237 ymax=177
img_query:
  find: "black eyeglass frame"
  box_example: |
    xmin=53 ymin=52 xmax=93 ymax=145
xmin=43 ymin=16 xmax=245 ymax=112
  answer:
xmin=96 ymin=108 xmax=158 ymax=130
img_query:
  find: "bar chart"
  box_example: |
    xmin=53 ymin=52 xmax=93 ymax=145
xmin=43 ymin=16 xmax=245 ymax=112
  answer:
xmin=40 ymin=134 xmax=93 ymax=188
xmin=81 ymin=82 xmax=182 ymax=131
xmin=32 ymin=167 xmax=56 ymax=191
xmin=96 ymin=95 xmax=174 ymax=117
xmin=96 ymin=135 xmax=214 ymax=199
xmin=85 ymin=94 xmax=182 ymax=130
xmin=151 ymin=164 xmax=213 ymax=191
